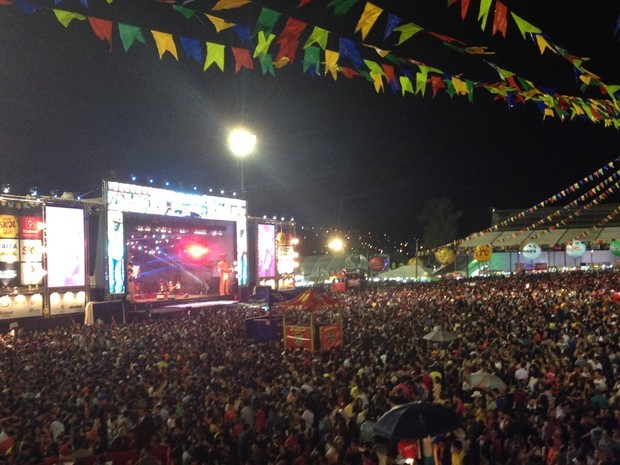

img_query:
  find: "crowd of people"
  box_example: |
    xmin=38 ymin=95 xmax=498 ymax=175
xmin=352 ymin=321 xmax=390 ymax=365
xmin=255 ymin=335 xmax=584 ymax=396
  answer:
xmin=0 ymin=270 xmax=619 ymax=465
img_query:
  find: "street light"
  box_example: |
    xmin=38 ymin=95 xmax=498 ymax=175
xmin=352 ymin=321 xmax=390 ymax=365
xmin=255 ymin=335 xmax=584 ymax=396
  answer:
xmin=228 ymin=128 xmax=256 ymax=199
xmin=328 ymin=237 xmax=345 ymax=253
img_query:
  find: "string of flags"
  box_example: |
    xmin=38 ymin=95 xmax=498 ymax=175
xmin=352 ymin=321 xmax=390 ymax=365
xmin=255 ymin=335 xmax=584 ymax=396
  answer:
xmin=4 ymin=0 xmax=619 ymax=127
xmin=423 ymin=158 xmax=620 ymax=255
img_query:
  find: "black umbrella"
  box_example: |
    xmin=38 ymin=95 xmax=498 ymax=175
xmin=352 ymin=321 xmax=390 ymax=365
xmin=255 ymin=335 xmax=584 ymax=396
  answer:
xmin=373 ymin=402 xmax=461 ymax=440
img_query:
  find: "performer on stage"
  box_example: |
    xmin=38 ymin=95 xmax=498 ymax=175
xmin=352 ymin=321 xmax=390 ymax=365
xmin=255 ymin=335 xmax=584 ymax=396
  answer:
xmin=217 ymin=254 xmax=233 ymax=296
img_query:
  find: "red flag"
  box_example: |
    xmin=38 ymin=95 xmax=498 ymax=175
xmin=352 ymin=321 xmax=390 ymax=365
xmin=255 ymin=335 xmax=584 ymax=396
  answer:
xmin=492 ymin=1 xmax=508 ymax=37
xmin=461 ymin=0 xmax=470 ymax=19
xmin=427 ymin=31 xmax=466 ymax=45
xmin=340 ymin=67 xmax=361 ymax=79
xmin=319 ymin=325 xmax=342 ymax=351
xmin=276 ymin=18 xmax=306 ymax=63
xmin=88 ymin=17 xmax=113 ymax=51
xmin=430 ymin=75 xmax=446 ymax=98
xmin=296 ymin=0 xmax=312 ymax=7
xmin=231 ymin=47 xmax=254 ymax=72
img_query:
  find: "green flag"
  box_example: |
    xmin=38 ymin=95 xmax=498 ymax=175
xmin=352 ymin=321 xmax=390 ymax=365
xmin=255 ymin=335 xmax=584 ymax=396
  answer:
xmin=118 ymin=23 xmax=146 ymax=52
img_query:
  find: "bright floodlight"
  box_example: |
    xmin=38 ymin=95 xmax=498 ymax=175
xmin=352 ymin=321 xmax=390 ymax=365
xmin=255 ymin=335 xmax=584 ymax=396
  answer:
xmin=328 ymin=238 xmax=345 ymax=253
xmin=228 ymin=128 xmax=256 ymax=158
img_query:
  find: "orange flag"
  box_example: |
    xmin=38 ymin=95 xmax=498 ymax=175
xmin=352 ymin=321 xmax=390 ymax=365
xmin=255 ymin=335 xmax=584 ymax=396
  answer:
xmin=151 ymin=31 xmax=178 ymax=60
xmin=231 ymin=47 xmax=254 ymax=72
xmin=492 ymin=1 xmax=507 ymax=37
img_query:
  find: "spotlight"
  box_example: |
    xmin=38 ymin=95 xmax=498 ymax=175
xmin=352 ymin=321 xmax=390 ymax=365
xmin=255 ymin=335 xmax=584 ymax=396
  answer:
xmin=131 ymin=175 xmax=137 ymax=182
xmin=1 ymin=184 xmax=10 ymax=194
xmin=149 ymin=178 xmax=154 ymax=184
xmin=50 ymin=190 xmax=60 ymax=198
xmin=165 ymin=181 xmax=170 ymax=187
xmin=28 ymin=187 xmax=39 ymax=197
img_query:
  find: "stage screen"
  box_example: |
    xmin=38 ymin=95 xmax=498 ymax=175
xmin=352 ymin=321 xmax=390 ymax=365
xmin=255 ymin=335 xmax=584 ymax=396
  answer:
xmin=46 ymin=206 xmax=86 ymax=288
xmin=257 ymin=223 xmax=276 ymax=278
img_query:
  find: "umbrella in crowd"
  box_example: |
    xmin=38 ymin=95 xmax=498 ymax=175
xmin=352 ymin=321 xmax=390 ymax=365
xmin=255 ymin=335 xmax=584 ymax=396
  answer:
xmin=422 ymin=328 xmax=457 ymax=342
xmin=373 ymin=402 xmax=461 ymax=440
xmin=466 ymin=372 xmax=508 ymax=393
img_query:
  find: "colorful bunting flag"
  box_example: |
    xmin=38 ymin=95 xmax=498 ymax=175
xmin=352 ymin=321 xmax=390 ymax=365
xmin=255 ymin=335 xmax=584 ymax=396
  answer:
xmin=180 ymin=36 xmax=203 ymax=62
xmin=394 ymin=23 xmax=423 ymax=45
xmin=151 ymin=31 xmax=178 ymax=60
xmin=304 ymin=26 xmax=328 ymax=50
xmin=324 ymin=49 xmax=339 ymax=79
xmin=511 ymin=12 xmax=542 ymax=39
xmin=354 ymin=2 xmax=383 ymax=40
xmin=303 ymin=46 xmax=320 ymax=76
xmin=205 ymin=14 xmax=235 ymax=32
xmin=477 ymin=0 xmax=492 ymax=31
xmin=275 ymin=18 xmax=306 ymax=64
xmin=53 ymin=9 xmax=86 ymax=27
xmin=172 ymin=5 xmax=194 ymax=19
xmin=383 ymin=13 xmax=401 ymax=41
xmin=254 ymin=8 xmax=280 ymax=37
xmin=88 ymin=17 xmax=113 ymax=51
xmin=492 ymin=1 xmax=507 ymax=38
xmin=259 ymin=53 xmax=275 ymax=76
xmin=118 ymin=23 xmax=146 ymax=52
xmin=231 ymin=47 xmax=253 ymax=72
xmin=338 ymin=38 xmax=363 ymax=68
xmin=327 ymin=0 xmax=358 ymax=17
xmin=212 ymin=0 xmax=250 ymax=11
xmin=204 ymin=42 xmax=225 ymax=71
xmin=254 ymin=31 xmax=275 ymax=58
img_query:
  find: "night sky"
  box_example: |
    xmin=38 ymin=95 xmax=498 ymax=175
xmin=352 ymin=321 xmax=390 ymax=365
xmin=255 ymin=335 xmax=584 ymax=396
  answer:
xmin=0 ymin=0 xmax=618 ymax=242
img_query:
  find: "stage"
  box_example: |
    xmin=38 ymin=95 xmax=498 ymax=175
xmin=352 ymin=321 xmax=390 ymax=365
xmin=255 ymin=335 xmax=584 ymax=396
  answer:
xmin=127 ymin=296 xmax=239 ymax=320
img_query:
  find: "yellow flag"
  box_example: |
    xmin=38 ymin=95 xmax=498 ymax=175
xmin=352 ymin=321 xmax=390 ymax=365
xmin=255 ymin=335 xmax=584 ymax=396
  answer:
xmin=354 ymin=2 xmax=383 ymax=40
xmin=371 ymin=72 xmax=384 ymax=93
xmin=324 ymin=50 xmax=339 ymax=80
xmin=394 ymin=23 xmax=423 ymax=45
xmin=451 ymin=76 xmax=468 ymax=95
xmin=151 ymin=31 xmax=178 ymax=60
xmin=205 ymin=14 xmax=235 ymax=32
xmin=535 ymin=34 xmax=557 ymax=55
xmin=204 ymin=42 xmax=225 ymax=71
xmin=212 ymin=0 xmax=250 ymax=10
xmin=543 ymin=108 xmax=554 ymax=119
xmin=254 ymin=31 xmax=275 ymax=58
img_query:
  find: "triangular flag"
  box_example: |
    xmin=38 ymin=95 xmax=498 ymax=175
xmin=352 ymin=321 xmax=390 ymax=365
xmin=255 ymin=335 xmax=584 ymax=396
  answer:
xmin=212 ymin=0 xmax=250 ymax=10
xmin=511 ymin=12 xmax=542 ymax=39
xmin=451 ymin=76 xmax=468 ymax=95
xmin=399 ymin=76 xmax=413 ymax=95
xmin=53 ymin=9 xmax=86 ymax=27
xmin=460 ymin=0 xmax=470 ymax=19
xmin=204 ymin=42 xmax=225 ymax=71
xmin=416 ymin=66 xmax=430 ymax=96
xmin=118 ymin=23 xmax=145 ymax=52
xmin=254 ymin=31 xmax=275 ymax=58
xmin=535 ymin=34 xmax=557 ymax=55
xmin=303 ymin=46 xmax=320 ymax=76
xmin=205 ymin=14 xmax=235 ymax=32
xmin=354 ymin=2 xmax=383 ymax=40
xmin=492 ymin=1 xmax=507 ymax=38
xmin=180 ymin=36 xmax=203 ymax=62
xmin=370 ymin=71 xmax=384 ymax=93
xmin=297 ymin=0 xmax=312 ymax=7
xmin=151 ymin=31 xmax=178 ymax=60
xmin=173 ymin=5 xmax=195 ymax=19
xmin=338 ymin=38 xmax=363 ymax=68
xmin=304 ymin=26 xmax=328 ymax=50
xmin=324 ymin=49 xmax=339 ymax=80
xmin=394 ymin=23 xmax=423 ymax=45
xmin=254 ymin=8 xmax=281 ymax=37
xmin=233 ymin=24 xmax=251 ymax=42
xmin=327 ymin=0 xmax=358 ymax=17
xmin=275 ymin=18 xmax=306 ymax=64
xmin=231 ymin=47 xmax=254 ymax=72
xmin=382 ymin=64 xmax=398 ymax=93
xmin=259 ymin=53 xmax=275 ymax=76
xmin=88 ymin=17 xmax=113 ymax=51
xmin=383 ymin=13 xmax=401 ymax=41
xmin=430 ymin=75 xmax=446 ymax=98
xmin=13 ymin=0 xmax=42 ymax=13
xmin=477 ymin=0 xmax=492 ymax=31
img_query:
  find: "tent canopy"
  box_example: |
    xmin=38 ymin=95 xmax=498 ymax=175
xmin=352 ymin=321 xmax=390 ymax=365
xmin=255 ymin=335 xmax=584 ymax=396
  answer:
xmin=377 ymin=264 xmax=428 ymax=279
xmin=278 ymin=288 xmax=342 ymax=313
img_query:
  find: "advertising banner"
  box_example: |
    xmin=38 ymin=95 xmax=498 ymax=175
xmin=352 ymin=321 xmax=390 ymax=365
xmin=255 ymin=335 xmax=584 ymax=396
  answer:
xmin=20 ymin=239 xmax=43 ymax=262
xmin=19 ymin=216 xmax=42 ymax=239
xmin=284 ymin=325 xmax=313 ymax=351
xmin=0 ymin=239 xmax=19 ymax=263
xmin=49 ymin=291 xmax=86 ymax=315
xmin=0 ymin=215 xmax=18 ymax=238
xmin=319 ymin=325 xmax=342 ymax=351
xmin=21 ymin=262 xmax=44 ymax=285
xmin=0 ymin=294 xmax=43 ymax=319
xmin=257 ymin=223 xmax=276 ymax=278
xmin=0 ymin=262 xmax=19 ymax=286
xmin=46 ymin=207 xmax=86 ymax=288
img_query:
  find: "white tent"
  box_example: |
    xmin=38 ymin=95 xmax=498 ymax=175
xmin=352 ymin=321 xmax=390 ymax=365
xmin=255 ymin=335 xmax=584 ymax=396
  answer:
xmin=377 ymin=264 xmax=429 ymax=280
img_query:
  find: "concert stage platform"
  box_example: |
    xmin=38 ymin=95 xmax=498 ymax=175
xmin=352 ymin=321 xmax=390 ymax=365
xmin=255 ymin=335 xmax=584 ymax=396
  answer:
xmin=127 ymin=297 xmax=238 ymax=320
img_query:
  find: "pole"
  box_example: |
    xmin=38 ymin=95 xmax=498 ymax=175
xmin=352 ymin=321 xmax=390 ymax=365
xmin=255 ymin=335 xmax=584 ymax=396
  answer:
xmin=415 ymin=238 xmax=419 ymax=282
xmin=240 ymin=158 xmax=245 ymax=199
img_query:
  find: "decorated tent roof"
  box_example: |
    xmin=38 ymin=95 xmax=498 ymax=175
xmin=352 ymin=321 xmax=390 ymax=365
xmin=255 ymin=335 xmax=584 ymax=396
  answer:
xmin=278 ymin=288 xmax=342 ymax=313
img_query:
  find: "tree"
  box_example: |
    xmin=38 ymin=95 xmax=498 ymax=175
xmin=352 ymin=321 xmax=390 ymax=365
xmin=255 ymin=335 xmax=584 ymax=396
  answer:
xmin=417 ymin=198 xmax=462 ymax=249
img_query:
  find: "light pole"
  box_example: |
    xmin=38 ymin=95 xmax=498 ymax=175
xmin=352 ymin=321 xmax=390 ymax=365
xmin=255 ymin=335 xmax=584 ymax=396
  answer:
xmin=228 ymin=128 xmax=256 ymax=198
xmin=414 ymin=237 xmax=419 ymax=282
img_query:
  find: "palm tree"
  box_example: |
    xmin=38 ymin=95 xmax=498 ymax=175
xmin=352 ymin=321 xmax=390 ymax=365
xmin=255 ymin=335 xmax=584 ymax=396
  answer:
xmin=417 ymin=198 xmax=462 ymax=249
